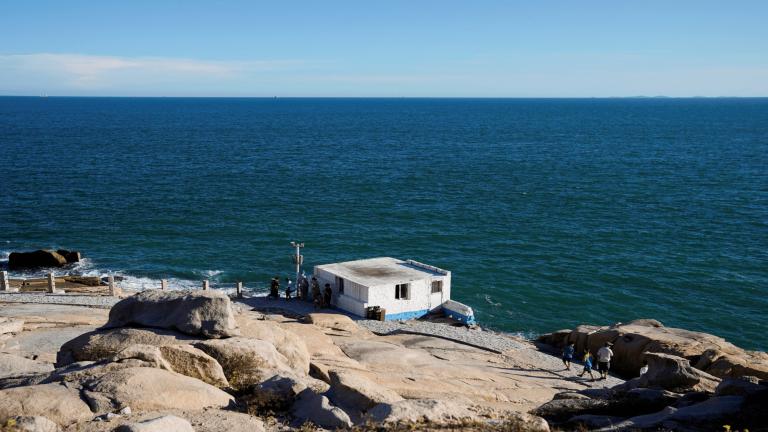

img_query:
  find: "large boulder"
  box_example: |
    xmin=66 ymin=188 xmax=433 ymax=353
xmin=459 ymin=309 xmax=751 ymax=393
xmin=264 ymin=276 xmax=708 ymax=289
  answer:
xmin=0 ymin=383 xmax=93 ymax=426
xmin=715 ymin=375 xmax=765 ymax=397
xmin=194 ymin=337 xmax=292 ymax=389
xmin=237 ymin=314 xmax=311 ymax=373
xmin=56 ymin=327 xmax=197 ymax=366
xmin=105 ymin=290 xmax=239 ymax=338
xmin=0 ymin=353 xmax=54 ymax=378
xmin=531 ymin=398 xmax=611 ymax=423
xmin=115 ymin=415 xmax=195 ymax=432
xmin=327 ymin=370 xmax=404 ymax=412
xmin=8 ymin=250 xmax=68 ymax=270
xmin=80 ymin=367 xmax=234 ymax=413
xmin=291 ymin=388 xmax=353 ymax=429
xmin=637 ymin=352 xmax=720 ymax=393
xmin=366 ymin=398 xmax=476 ymax=424
xmin=538 ymin=319 xmax=768 ymax=379
xmin=108 ymin=343 xmax=229 ymax=387
xmin=55 ymin=249 xmax=81 ymax=264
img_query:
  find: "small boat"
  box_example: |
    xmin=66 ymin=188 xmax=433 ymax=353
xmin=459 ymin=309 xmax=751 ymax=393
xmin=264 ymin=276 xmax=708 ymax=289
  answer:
xmin=442 ymin=299 xmax=476 ymax=325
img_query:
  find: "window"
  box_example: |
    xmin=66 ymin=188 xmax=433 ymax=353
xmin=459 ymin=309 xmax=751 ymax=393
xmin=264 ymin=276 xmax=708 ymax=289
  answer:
xmin=431 ymin=280 xmax=443 ymax=294
xmin=335 ymin=276 xmax=345 ymax=294
xmin=395 ymin=283 xmax=409 ymax=300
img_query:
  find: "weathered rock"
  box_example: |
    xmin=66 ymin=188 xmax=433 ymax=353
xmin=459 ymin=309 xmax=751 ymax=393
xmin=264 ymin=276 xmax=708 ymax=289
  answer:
xmin=0 ymin=372 xmax=49 ymax=389
xmin=306 ymin=313 xmax=361 ymax=333
xmin=195 ymin=337 xmax=291 ymax=389
xmin=328 ymin=369 xmax=404 ymax=412
xmin=292 ymin=388 xmax=353 ymax=429
xmin=237 ymin=314 xmax=311 ymax=373
xmin=665 ymin=395 xmax=744 ymax=427
xmin=539 ymin=319 xmax=768 ymax=379
xmin=8 ymin=250 xmax=68 ymax=270
xmin=105 ymin=290 xmax=239 ymax=338
xmin=0 ymin=317 xmax=25 ymax=334
xmin=637 ymin=352 xmax=720 ymax=393
xmin=80 ymin=367 xmax=234 ymax=413
xmin=107 ymin=343 xmax=229 ymax=387
xmin=715 ymin=375 xmax=765 ymax=397
xmin=504 ymin=413 xmax=551 ymax=432
xmin=55 ymin=249 xmax=81 ymax=263
xmin=596 ymin=406 xmax=678 ymax=431
xmin=6 ymin=415 xmax=60 ymax=432
xmin=567 ymin=414 xmax=624 ymax=429
xmin=56 ymin=327 xmax=197 ymax=366
xmin=531 ymin=398 xmax=611 ymax=423
xmin=0 ymin=353 xmax=54 ymax=378
xmin=159 ymin=344 xmax=229 ymax=387
xmin=240 ymin=374 xmax=309 ymax=411
xmin=552 ymin=392 xmax=591 ymax=400
xmin=366 ymin=398 xmax=476 ymax=424
xmin=0 ymin=383 xmax=93 ymax=426
xmin=115 ymin=415 xmax=194 ymax=432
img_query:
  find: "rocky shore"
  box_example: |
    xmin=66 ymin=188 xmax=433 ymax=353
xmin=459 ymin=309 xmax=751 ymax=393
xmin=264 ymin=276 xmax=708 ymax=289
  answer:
xmin=0 ymin=291 xmax=765 ymax=431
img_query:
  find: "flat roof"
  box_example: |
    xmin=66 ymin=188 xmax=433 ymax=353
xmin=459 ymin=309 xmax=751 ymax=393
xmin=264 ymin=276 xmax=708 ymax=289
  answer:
xmin=315 ymin=257 xmax=446 ymax=287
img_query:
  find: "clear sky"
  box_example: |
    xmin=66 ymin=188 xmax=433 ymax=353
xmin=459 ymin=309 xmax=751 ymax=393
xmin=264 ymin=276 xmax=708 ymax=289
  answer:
xmin=1 ymin=0 xmax=766 ymax=97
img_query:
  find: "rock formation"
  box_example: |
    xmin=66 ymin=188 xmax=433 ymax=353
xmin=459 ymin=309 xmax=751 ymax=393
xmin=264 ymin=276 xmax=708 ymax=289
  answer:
xmin=7 ymin=249 xmax=80 ymax=270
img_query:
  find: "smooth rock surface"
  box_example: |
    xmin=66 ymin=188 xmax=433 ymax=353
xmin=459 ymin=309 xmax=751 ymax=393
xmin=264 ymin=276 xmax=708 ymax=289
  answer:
xmin=6 ymin=415 xmax=60 ymax=432
xmin=366 ymin=398 xmax=476 ymax=424
xmin=236 ymin=313 xmax=310 ymax=373
xmin=105 ymin=290 xmax=238 ymax=338
xmin=115 ymin=415 xmax=194 ymax=432
xmin=0 ymin=352 xmax=54 ymax=378
xmin=328 ymin=369 xmax=404 ymax=412
xmin=0 ymin=383 xmax=93 ymax=426
xmin=81 ymin=367 xmax=234 ymax=413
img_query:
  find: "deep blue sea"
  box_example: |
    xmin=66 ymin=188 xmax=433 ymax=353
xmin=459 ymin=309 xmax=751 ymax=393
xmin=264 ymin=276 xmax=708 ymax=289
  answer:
xmin=1 ymin=97 xmax=766 ymax=350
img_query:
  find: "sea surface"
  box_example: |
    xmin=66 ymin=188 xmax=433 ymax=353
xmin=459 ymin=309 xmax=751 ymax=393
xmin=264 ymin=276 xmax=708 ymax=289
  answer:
xmin=1 ymin=97 xmax=766 ymax=350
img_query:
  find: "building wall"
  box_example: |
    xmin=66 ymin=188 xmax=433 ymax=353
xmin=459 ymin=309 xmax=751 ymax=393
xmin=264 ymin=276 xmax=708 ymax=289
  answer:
xmin=314 ymin=264 xmax=452 ymax=320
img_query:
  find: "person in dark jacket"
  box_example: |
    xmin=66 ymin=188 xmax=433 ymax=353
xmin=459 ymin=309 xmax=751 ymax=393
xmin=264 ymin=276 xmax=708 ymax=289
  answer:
xmin=323 ymin=283 xmax=332 ymax=308
xmin=269 ymin=276 xmax=280 ymax=299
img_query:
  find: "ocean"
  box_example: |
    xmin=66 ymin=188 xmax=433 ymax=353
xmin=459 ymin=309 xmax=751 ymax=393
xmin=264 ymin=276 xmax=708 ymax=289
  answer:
xmin=1 ymin=97 xmax=766 ymax=350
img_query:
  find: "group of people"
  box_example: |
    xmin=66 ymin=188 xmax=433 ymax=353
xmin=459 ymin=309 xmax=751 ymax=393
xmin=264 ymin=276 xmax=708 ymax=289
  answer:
xmin=267 ymin=273 xmax=333 ymax=309
xmin=561 ymin=341 xmax=640 ymax=381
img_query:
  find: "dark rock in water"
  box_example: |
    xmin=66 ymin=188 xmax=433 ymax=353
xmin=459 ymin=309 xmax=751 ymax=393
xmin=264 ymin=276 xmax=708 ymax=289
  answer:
xmin=56 ymin=250 xmax=81 ymax=263
xmin=8 ymin=250 xmax=68 ymax=270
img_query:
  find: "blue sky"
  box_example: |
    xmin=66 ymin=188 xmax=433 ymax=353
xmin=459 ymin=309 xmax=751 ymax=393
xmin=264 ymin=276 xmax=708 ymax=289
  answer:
xmin=1 ymin=1 xmax=767 ymax=96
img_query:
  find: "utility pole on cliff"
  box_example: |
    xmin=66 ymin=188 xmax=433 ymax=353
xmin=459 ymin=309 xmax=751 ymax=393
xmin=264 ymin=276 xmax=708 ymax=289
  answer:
xmin=290 ymin=241 xmax=304 ymax=288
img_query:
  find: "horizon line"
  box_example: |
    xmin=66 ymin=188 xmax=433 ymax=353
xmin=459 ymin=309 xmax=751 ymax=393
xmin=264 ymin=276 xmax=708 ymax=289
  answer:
xmin=3 ymin=95 xmax=768 ymax=99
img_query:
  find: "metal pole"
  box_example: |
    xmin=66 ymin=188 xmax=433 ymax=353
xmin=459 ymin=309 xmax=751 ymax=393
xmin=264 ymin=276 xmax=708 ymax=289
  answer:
xmin=236 ymin=281 xmax=243 ymax=298
xmin=290 ymin=241 xmax=304 ymax=292
xmin=160 ymin=279 xmax=168 ymax=290
xmin=0 ymin=271 xmax=12 ymax=292
xmin=202 ymin=280 xmax=209 ymax=291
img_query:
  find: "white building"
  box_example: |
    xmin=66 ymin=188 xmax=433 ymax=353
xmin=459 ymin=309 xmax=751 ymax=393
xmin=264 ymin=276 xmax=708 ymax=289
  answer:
xmin=314 ymin=257 xmax=451 ymax=321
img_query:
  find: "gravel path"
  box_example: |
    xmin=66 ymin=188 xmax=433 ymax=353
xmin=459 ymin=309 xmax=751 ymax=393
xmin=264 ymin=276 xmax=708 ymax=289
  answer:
xmin=0 ymin=292 xmax=119 ymax=308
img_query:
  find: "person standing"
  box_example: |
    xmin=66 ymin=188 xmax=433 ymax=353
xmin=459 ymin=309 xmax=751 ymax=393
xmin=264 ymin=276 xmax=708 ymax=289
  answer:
xmin=285 ymin=278 xmax=294 ymax=300
xmin=562 ymin=342 xmax=575 ymax=370
xmin=269 ymin=276 xmax=280 ymax=299
xmin=596 ymin=342 xmax=614 ymax=380
xmin=311 ymin=277 xmax=321 ymax=309
xmin=578 ymin=351 xmax=596 ymax=381
xmin=299 ymin=272 xmax=309 ymax=301
xmin=323 ymin=283 xmax=332 ymax=308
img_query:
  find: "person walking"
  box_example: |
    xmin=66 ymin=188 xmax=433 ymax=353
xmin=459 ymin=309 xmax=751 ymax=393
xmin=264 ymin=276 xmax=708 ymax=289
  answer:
xmin=323 ymin=283 xmax=332 ymax=308
xmin=597 ymin=342 xmax=614 ymax=380
xmin=562 ymin=342 xmax=575 ymax=370
xmin=578 ymin=351 xmax=596 ymax=381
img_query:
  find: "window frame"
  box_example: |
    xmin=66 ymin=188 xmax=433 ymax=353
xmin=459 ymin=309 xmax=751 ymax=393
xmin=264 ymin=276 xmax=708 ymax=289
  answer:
xmin=431 ymin=280 xmax=443 ymax=294
xmin=395 ymin=283 xmax=409 ymax=300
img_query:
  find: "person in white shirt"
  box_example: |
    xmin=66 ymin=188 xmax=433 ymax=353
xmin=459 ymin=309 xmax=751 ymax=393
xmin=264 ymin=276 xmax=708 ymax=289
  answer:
xmin=596 ymin=342 xmax=614 ymax=380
